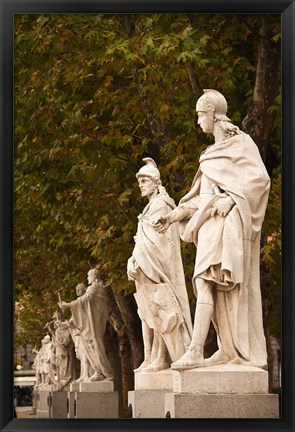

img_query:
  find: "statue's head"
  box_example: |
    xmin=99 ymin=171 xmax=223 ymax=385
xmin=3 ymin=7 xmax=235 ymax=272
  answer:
xmin=76 ymin=282 xmax=86 ymax=297
xmin=87 ymin=268 xmax=101 ymax=285
xmin=196 ymin=89 xmax=231 ymax=133
xmin=136 ymin=158 xmax=161 ymax=198
xmin=42 ymin=334 xmax=51 ymax=344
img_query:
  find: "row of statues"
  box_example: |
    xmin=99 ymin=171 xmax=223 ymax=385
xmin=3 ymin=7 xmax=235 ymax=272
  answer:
xmin=33 ymin=269 xmax=114 ymax=390
xmin=33 ymin=89 xmax=270 ymax=390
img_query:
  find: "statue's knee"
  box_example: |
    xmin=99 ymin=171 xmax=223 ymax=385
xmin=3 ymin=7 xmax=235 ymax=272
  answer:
xmin=196 ymin=278 xmax=213 ymax=304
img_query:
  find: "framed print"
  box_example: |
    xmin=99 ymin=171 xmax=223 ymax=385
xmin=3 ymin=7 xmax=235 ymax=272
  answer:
xmin=1 ymin=0 xmax=294 ymax=431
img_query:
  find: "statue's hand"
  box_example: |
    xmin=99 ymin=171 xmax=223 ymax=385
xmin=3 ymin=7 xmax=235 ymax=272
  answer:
xmin=127 ymin=268 xmax=140 ymax=281
xmin=58 ymin=301 xmax=69 ymax=310
xmin=127 ymin=258 xmax=140 ymax=281
xmin=210 ymin=196 xmax=235 ymax=218
xmin=152 ymin=214 xmax=171 ymax=234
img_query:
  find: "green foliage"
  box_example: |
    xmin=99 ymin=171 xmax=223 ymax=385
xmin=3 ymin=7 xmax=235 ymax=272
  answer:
xmin=14 ymin=14 xmax=281 ymax=349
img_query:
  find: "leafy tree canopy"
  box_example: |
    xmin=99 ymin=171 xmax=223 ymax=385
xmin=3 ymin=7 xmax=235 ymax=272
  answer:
xmin=14 ymin=13 xmax=281 ymax=350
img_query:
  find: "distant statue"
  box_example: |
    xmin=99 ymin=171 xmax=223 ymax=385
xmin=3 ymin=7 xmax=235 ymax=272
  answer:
xmin=153 ymin=89 xmax=270 ymax=371
xmin=68 ymin=283 xmax=94 ymax=383
xmin=37 ymin=335 xmax=56 ymax=386
xmin=32 ymin=347 xmax=42 ymax=388
xmin=59 ymin=270 xmax=113 ymax=382
xmin=46 ymin=312 xmax=78 ymax=390
xmin=127 ymin=158 xmax=192 ymax=372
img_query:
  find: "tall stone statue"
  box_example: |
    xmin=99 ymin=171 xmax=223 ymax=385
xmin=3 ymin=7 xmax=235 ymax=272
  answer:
xmin=38 ymin=334 xmax=56 ymax=386
xmin=45 ymin=312 xmax=78 ymax=390
xmin=32 ymin=346 xmax=42 ymax=388
xmin=59 ymin=269 xmax=113 ymax=382
xmin=153 ymin=89 xmax=270 ymax=371
xmin=127 ymin=158 xmax=192 ymax=372
xmin=68 ymin=283 xmax=94 ymax=383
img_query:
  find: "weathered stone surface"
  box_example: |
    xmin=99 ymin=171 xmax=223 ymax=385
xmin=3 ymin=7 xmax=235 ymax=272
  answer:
xmin=135 ymin=369 xmax=173 ymax=391
xmin=79 ymin=379 xmax=114 ymax=393
xmin=165 ymin=392 xmax=280 ymax=418
xmin=173 ymin=364 xmax=269 ymax=394
xmin=128 ymin=390 xmax=167 ymax=418
xmin=67 ymin=391 xmax=75 ymax=419
xmin=69 ymin=382 xmax=80 ymax=392
xmin=50 ymin=390 xmax=68 ymax=419
xmin=35 ymin=388 xmax=52 ymax=418
xmin=75 ymin=391 xmax=119 ymax=418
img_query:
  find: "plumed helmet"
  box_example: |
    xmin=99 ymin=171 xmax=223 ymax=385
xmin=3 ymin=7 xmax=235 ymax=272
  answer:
xmin=196 ymin=89 xmax=231 ymax=121
xmin=136 ymin=157 xmax=160 ymax=180
xmin=88 ymin=268 xmax=100 ymax=280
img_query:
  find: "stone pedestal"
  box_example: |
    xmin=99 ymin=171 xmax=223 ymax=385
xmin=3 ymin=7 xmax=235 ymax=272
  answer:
xmin=69 ymin=380 xmax=119 ymax=419
xmin=128 ymin=369 xmax=173 ymax=418
xmin=50 ymin=390 xmax=68 ymax=418
xmin=165 ymin=393 xmax=280 ymax=418
xmin=35 ymin=386 xmax=53 ymax=418
xmin=31 ymin=389 xmax=37 ymax=415
xmin=67 ymin=383 xmax=79 ymax=419
xmin=165 ymin=365 xmax=280 ymax=418
xmin=79 ymin=380 xmax=114 ymax=392
xmin=75 ymin=391 xmax=119 ymax=418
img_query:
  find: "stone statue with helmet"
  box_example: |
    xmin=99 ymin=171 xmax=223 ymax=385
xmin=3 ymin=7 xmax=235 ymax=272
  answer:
xmin=127 ymin=157 xmax=192 ymax=372
xmin=153 ymin=89 xmax=270 ymax=371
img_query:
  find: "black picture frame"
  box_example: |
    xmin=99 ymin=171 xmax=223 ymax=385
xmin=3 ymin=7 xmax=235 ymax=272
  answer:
xmin=1 ymin=1 xmax=294 ymax=431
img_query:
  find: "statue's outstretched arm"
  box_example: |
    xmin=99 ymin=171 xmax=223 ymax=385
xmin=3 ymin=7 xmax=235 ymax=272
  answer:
xmin=152 ymin=205 xmax=195 ymax=234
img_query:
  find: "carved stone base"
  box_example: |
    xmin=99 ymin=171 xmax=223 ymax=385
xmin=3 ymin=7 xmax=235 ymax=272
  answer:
xmin=67 ymin=391 xmax=76 ymax=419
xmin=35 ymin=388 xmax=72 ymax=419
xmin=173 ymin=364 xmax=269 ymax=394
xmin=134 ymin=368 xmax=173 ymax=391
xmin=128 ymin=390 xmax=167 ymax=418
xmin=68 ymin=380 xmax=118 ymax=418
xmin=165 ymin=393 xmax=280 ymax=418
xmin=69 ymin=382 xmax=80 ymax=392
xmin=70 ymin=379 xmax=114 ymax=392
xmin=35 ymin=387 xmax=53 ymax=418
xmin=50 ymin=390 xmax=68 ymax=418
xmin=165 ymin=366 xmax=279 ymax=418
xmin=79 ymin=379 xmax=114 ymax=393
xmin=128 ymin=368 xmax=174 ymax=418
xmin=74 ymin=392 xmax=119 ymax=418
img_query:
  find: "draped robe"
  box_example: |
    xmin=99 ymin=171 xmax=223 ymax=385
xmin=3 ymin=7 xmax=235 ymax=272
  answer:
xmin=131 ymin=189 xmax=192 ymax=363
xmin=179 ymin=133 xmax=270 ymax=368
xmin=69 ymin=283 xmax=113 ymax=379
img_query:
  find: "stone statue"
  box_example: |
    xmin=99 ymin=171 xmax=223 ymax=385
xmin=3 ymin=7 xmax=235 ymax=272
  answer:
xmin=153 ymin=89 xmax=270 ymax=371
xmin=38 ymin=334 xmax=56 ymax=386
xmin=127 ymin=158 xmax=192 ymax=372
xmin=59 ymin=270 xmax=113 ymax=382
xmin=32 ymin=346 xmax=42 ymax=388
xmin=68 ymin=283 xmax=95 ymax=383
xmin=46 ymin=312 xmax=78 ymax=390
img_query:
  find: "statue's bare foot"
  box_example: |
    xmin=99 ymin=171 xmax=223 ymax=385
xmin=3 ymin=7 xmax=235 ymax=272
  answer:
xmin=134 ymin=359 xmax=151 ymax=372
xmin=102 ymin=376 xmax=114 ymax=382
xmin=87 ymin=371 xmax=104 ymax=382
xmin=142 ymin=359 xmax=169 ymax=372
xmin=171 ymin=345 xmax=204 ymax=371
xmin=72 ymin=376 xmax=84 ymax=384
xmin=204 ymin=349 xmax=228 ymax=366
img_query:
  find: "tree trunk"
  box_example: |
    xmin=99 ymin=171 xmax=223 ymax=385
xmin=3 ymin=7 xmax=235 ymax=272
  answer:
xmin=112 ymin=291 xmax=144 ymax=369
xmin=241 ymin=19 xmax=280 ymax=388
xmin=242 ymin=18 xmax=280 ymax=175
xmin=105 ymin=288 xmax=142 ymax=417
